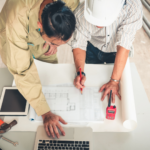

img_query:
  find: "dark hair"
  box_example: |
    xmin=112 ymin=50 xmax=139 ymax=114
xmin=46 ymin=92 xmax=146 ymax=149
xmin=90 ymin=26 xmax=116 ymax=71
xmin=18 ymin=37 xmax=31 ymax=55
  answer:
xmin=42 ymin=1 xmax=76 ymax=41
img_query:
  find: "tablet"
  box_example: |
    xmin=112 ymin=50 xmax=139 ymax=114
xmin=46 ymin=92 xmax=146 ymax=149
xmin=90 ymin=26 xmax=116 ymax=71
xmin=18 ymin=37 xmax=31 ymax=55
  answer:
xmin=0 ymin=87 xmax=29 ymax=116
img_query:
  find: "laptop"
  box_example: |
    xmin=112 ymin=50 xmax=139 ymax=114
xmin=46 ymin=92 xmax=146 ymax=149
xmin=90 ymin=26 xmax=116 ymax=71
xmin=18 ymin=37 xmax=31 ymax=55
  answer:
xmin=34 ymin=126 xmax=93 ymax=150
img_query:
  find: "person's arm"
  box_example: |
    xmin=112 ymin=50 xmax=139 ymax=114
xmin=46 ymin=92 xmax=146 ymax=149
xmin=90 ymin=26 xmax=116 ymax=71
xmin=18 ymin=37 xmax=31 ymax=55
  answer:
xmin=71 ymin=4 xmax=91 ymax=89
xmin=6 ymin=11 xmax=50 ymax=117
xmin=99 ymin=0 xmax=143 ymax=102
xmin=73 ymin=48 xmax=86 ymax=72
xmin=73 ymin=48 xmax=86 ymax=89
xmin=100 ymin=46 xmax=129 ymax=102
xmin=111 ymin=46 xmax=129 ymax=81
xmin=5 ymin=2 xmax=66 ymax=138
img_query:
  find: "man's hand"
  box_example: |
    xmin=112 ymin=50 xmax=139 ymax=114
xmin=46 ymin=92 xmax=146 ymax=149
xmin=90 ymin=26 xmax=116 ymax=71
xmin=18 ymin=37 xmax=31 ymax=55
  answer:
xmin=43 ymin=42 xmax=57 ymax=56
xmin=99 ymin=46 xmax=129 ymax=103
xmin=74 ymin=75 xmax=86 ymax=89
xmin=42 ymin=111 xmax=67 ymax=138
xmin=99 ymin=80 xmax=121 ymax=103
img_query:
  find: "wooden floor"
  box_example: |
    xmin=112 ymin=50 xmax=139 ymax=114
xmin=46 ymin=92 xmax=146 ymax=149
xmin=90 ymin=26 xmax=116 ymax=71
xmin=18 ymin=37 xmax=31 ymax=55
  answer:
xmin=0 ymin=1 xmax=150 ymax=101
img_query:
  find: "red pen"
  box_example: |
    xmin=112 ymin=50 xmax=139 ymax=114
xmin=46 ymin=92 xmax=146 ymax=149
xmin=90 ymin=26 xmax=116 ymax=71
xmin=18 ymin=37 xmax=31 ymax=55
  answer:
xmin=80 ymin=68 xmax=83 ymax=94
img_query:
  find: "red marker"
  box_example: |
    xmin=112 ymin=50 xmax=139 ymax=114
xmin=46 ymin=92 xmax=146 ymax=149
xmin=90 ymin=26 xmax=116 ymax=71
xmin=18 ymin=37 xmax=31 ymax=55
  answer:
xmin=80 ymin=68 xmax=83 ymax=94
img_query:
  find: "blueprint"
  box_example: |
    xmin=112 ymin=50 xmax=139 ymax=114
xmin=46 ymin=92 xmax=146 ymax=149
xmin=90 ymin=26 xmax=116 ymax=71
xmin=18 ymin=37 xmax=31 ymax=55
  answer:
xmin=29 ymin=86 xmax=105 ymax=122
xmin=8 ymin=58 xmax=138 ymax=131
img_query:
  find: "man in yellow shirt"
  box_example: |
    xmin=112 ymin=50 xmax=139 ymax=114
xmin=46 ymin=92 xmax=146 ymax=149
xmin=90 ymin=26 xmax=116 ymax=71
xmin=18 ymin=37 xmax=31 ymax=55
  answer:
xmin=0 ymin=0 xmax=79 ymax=138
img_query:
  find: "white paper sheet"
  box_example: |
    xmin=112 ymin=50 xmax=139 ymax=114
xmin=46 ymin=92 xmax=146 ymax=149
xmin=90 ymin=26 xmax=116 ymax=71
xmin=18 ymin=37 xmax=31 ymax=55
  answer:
xmin=6 ymin=58 xmax=137 ymax=132
xmin=87 ymin=59 xmax=137 ymax=132
xmin=29 ymin=87 xmax=105 ymax=122
xmin=120 ymin=59 xmax=137 ymax=130
xmin=33 ymin=58 xmax=137 ymax=130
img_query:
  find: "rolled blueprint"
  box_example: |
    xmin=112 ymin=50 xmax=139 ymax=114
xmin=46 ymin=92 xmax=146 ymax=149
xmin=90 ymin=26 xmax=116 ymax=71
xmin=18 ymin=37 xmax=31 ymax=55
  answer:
xmin=120 ymin=58 xmax=137 ymax=130
xmin=29 ymin=105 xmax=36 ymax=121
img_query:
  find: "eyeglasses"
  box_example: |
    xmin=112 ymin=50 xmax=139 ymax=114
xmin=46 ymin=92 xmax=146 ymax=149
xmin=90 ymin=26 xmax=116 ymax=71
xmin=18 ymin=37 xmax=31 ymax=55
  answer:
xmin=40 ymin=31 xmax=72 ymax=47
xmin=46 ymin=40 xmax=72 ymax=47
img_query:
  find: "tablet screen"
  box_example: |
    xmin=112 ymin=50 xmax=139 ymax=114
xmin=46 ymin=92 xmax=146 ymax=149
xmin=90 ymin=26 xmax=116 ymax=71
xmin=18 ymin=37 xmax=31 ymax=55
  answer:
xmin=0 ymin=89 xmax=26 ymax=112
xmin=0 ymin=87 xmax=29 ymax=115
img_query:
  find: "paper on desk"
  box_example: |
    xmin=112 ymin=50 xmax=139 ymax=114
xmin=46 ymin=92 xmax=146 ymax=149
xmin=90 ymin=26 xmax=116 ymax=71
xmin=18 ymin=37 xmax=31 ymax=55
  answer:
xmin=33 ymin=58 xmax=137 ymax=131
xmin=120 ymin=58 xmax=137 ymax=130
xmin=8 ymin=58 xmax=137 ymax=132
xmin=29 ymin=87 xmax=105 ymax=123
xmin=88 ymin=59 xmax=137 ymax=132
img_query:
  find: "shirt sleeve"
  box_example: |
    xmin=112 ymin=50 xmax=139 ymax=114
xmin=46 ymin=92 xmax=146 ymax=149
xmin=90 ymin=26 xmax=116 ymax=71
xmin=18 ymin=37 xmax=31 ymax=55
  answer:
xmin=5 ymin=6 xmax=50 ymax=116
xmin=62 ymin=0 xmax=80 ymax=12
xmin=71 ymin=18 xmax=91 ymax=51
xmin=116 ymin=1 xmax=143 ymax=51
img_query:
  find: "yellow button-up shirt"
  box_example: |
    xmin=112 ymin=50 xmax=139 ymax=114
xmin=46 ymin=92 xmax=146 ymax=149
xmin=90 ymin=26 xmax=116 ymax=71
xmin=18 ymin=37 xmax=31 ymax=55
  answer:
xmin=0 ymin=0 xmax=79 ymax=116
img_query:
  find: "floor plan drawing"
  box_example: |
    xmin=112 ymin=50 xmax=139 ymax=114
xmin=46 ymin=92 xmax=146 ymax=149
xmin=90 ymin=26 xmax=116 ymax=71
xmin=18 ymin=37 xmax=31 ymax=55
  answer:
xmin=43 ymin=90 xmax=77 ymax=112
xmin=31 ymin=86 xmax=105 ymax=122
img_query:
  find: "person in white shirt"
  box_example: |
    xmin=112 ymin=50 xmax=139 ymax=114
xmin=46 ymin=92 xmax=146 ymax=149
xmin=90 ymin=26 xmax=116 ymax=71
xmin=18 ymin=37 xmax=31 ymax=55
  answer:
xmin=72 ymin=0 xmax=143 ymax=102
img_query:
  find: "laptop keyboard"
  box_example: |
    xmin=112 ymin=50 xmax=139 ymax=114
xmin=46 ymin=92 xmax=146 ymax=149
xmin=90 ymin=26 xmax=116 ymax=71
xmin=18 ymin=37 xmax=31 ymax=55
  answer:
xmin=38 ymin=140 xmax=90 ymax=150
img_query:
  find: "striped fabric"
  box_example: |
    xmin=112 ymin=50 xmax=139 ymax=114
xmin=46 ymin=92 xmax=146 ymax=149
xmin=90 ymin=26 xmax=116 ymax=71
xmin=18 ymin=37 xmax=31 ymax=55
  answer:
xmin=71 ymin=0 xmax=143 ymax=53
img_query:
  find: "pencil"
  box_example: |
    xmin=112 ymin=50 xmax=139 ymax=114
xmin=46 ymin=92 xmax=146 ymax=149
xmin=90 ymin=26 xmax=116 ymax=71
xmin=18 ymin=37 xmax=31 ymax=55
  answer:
xmin=80 ymin=68 xmax=83 ymax=94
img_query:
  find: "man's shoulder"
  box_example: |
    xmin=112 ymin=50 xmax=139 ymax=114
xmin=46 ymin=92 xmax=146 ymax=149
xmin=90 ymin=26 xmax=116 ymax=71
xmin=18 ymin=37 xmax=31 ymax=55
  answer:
xmin=74 ymin=2 xmax=85 ymax=20
xmin=3 ymin=0 xmax=39 ymax=24
xmin=74 ymin=2 xmax=94 ymax=31
xmin=124 ymin=0 xmax=142 ymax=12
xmin=4 ymin=0 xmax=38 ymax=12
xmin=63 ymin=0 xmax=80 ymax=11
xmin=119 ymin=0 xmax=142 ymax=19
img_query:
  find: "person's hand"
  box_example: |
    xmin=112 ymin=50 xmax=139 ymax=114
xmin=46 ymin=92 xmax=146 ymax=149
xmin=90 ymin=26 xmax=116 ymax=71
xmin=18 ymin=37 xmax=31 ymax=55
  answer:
xmin=43 ymin=42 xmax=57 ymax=56
xmin=99 ymin=80 xmax=121 ymax=103
xmin=74 ymin=75 xmax=86 ymax=89
xmin=42 ymin=111 xmax=67 ymax=138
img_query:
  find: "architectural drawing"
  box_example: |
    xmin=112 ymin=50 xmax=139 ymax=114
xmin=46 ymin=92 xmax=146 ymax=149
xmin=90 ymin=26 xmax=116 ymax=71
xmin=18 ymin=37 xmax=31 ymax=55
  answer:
xmin=43 ymin=90 xmax=76 ymax=112
xmin=41 ymin=87 xmax=105 ymax=122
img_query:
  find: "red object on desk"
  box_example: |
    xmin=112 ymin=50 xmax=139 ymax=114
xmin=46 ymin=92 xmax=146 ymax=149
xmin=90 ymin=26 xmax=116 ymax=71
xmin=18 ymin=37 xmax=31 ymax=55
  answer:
xmin=0 ymin=119 xmax=4 ymax=126
xmin=106 ymin=90 xmax=116 ymax=120
xmin=79 ymin=68 xmax=83 ymax=94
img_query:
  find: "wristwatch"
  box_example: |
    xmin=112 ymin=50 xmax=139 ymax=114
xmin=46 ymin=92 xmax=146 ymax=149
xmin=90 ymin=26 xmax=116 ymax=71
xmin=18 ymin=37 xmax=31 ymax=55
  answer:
xmin=76 ymin=71 xmax=86 ymax=77
xmin=110 ymin=78 xmax=120 ymax=83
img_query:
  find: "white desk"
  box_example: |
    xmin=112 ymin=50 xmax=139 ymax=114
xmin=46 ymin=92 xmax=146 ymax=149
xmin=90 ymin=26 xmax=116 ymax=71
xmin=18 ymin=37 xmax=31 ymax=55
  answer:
xmin=0 ymin=63 xmax=150 ymax=150
xmin=0 ymin=0 xmax=6 ymax=12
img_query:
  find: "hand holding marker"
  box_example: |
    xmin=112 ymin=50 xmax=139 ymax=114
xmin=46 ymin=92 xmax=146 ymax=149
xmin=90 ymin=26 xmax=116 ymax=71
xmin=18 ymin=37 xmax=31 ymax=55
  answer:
xmin=80 ymin=68 xmax=83 ymax=94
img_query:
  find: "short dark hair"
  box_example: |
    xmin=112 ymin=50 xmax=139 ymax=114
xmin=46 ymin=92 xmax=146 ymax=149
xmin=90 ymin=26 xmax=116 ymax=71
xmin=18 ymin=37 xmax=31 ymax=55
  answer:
xmin=42 ymin=1 xmax=76 ymax=41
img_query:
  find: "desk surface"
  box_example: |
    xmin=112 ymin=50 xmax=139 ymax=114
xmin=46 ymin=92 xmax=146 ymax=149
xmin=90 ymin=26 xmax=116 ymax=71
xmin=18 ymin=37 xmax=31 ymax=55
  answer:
xmin=0 ymin=0 xmax=6 ymax=12
xmin=0 ymin=63 xmax=150 ymax=150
